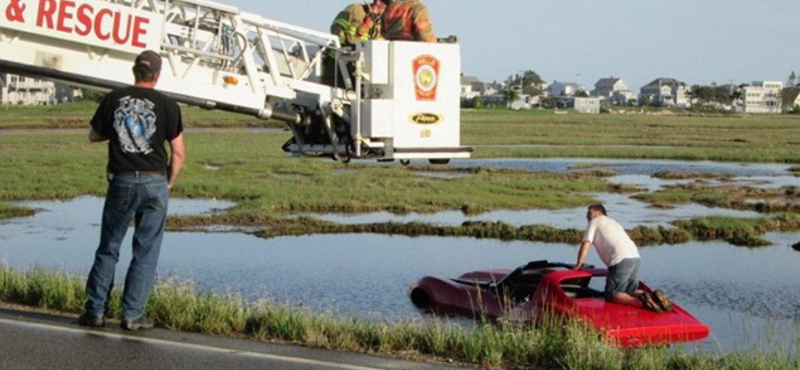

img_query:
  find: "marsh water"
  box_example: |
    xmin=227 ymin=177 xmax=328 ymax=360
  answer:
xmin=1 ymin=159 xmax=798 ymax=352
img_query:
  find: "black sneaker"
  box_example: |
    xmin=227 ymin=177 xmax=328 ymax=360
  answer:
xmin=652 ymin=289 xmax=673 ymax=312
xmin=121 ymin=317 xmax=155 ymax=331
xmin=77 ymin=312 xmax=105 ymax=328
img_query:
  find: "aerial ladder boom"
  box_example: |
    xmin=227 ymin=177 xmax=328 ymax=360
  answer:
xmin=0 ymin=0 xmax=472 ymax=163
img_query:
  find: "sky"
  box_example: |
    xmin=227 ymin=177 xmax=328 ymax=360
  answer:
xmin=230 ymin=0 xmax=800 ymax=90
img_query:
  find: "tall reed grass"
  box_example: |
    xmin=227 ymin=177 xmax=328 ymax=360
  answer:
xmin=0 ymin=266 xmax=797 ymax=369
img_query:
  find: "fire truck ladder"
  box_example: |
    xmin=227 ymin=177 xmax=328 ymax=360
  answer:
xmin=0 ymin=0 xmax=471 ymax=162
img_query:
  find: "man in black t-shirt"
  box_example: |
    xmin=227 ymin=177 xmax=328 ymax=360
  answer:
xmin=78 ymin=50 xmax=185 ymax=331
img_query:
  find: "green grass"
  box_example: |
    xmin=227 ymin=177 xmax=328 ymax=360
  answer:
xmin=634 ymin=183 xmax=799 ymax=214
xmin=1 ymin=266 xmax=797 ymax=370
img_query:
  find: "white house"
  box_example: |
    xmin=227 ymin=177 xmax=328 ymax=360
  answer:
xmin=547 ymin=81 xmax=582 ymax=97
xmin=741 ymin=81 xmax=783 ymax=114
xmin=0 ymin=73 xmax=56 ymax=105
xmin=460 ymin=75 xmax=481 ymax=100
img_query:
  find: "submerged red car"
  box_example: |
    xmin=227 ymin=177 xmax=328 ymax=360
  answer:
xmin=409 ymin=260 xmax=710 ymax=347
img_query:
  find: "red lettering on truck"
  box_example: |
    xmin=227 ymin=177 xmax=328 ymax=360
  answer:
xmin=31 ymin=0 xmax=152 ymax=48
xmin=74 ymin=4 xmax=93 ymax=36
xmin=94 ymin=8 xmax=111 ymax=40
xmin=56 ymin=0 xmax=75 ymax=33
xmin=132 ymin=17 xmax=149 ymax=48
xmin=36 ymin=0 xmax=56 ymax=29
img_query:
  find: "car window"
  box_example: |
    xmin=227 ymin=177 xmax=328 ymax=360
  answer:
xmin=560 ymin=276 xmax=605 ymax=299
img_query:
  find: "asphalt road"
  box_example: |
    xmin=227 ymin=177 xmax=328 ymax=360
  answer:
xmin=0 ymin=308 xmax=468 ymax=370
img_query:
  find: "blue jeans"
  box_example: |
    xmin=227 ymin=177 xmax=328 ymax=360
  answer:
xmin=85 ymin=172 xmax=168 ymax=321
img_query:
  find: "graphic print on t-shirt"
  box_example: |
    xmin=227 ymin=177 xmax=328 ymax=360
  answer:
xmin=113 ymin=96 xmax=157 ymax=154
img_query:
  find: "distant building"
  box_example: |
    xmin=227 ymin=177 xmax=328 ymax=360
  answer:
xmin=592 ymin=77 xmax=627 ymax=97
xmin=640 ymin=77 xmax=690 ymax=107
xmin=742 ymin=81 xmax=783 ymax=114
xmin=461 ymin=75 xmax=500 ymax=101
xmin=0 ymin=73 xmax=56 ymax=105
xmin=547 ymin=81 xmax=582 ymax=97
xmin=508 ymin=94 xmax=541 ymax=110
xmin=555 ymin=96 xmax=601 ymax=114
xmin=55 ymin=83 xmax=82 ymax=103
xmin=592 ymin=77 xmax=637 ymax=105
xmin=460 ymin=75 xmax=481 ymax=100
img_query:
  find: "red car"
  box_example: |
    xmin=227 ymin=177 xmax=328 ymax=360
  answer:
xmin=409 ymin=260 xmax=710 ymax=347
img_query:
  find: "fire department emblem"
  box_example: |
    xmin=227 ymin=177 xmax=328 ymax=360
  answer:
xmin=413 ymin=55 xmax=440 ymax=101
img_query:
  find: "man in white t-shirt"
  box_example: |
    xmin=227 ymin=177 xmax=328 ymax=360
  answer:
xmin=574 ymin=204 xmax=671 ymax=311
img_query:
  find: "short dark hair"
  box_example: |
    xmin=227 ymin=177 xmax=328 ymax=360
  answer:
xmin=588 ymin=203 xmax=607 ymax=216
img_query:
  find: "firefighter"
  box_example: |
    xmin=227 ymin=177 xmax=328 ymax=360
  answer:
xmin=381 ymin=0 xmax=436 ymax=43
xmin=323 ymin=1 xmax=389 ymax=87
xmin=331 ymin=1 xmax=388 ymax=46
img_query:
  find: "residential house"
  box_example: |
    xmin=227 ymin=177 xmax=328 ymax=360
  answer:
xmin=592 ymin=77 xmax=637 ymax=105
xmin=471 ymin=81 xmax=500 ymax=97
xmin=640 ymin=78 xmax=690 ymax=107
xmin=741 ymin=81 xmax=783 ymax=114
xmin=0 ymin=72 xmax=56 ymax=105
xmin=592 ymin=77 xmax=627 ymax=97
xmin=547 ymin=81 xmax=582 ymax=97
xmin=460 ymin=75 xmax=481 ymax=100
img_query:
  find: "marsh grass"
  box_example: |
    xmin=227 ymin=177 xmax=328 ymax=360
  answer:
xmin=1 ymin=266 xmax=797 ymax=370
xmin=673 ymin=215 xmax=800 ymax=247
xmin=0 ymin=129 xmax=610 ymax=213
xmin=0 ymin=102 xmax=278 ymax=129
xmin=462 ymin=110 xmax=800 ymax=163
xmin=172 ymin=214 xmax=795 ymax=247
xmin=0 ymin=203 xmax=34 ymax=220
xmin=1 ymin=112 xmax=797 ymax=241
xmin=634 ymin=183 xmax=799 ymax=214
